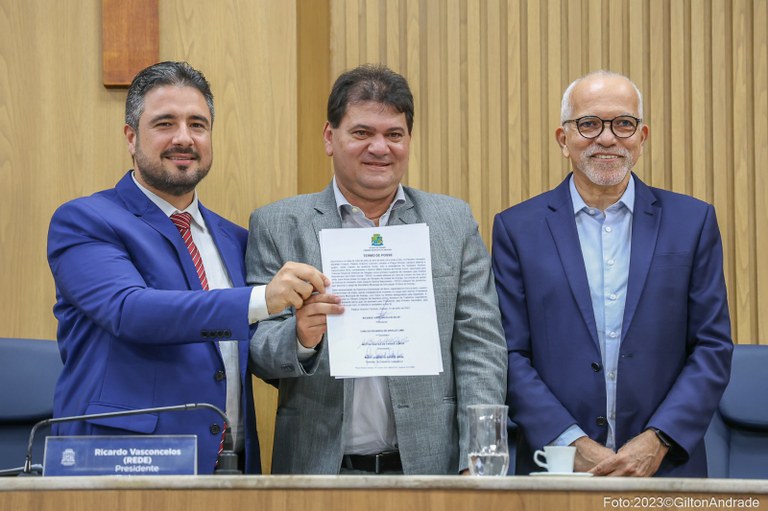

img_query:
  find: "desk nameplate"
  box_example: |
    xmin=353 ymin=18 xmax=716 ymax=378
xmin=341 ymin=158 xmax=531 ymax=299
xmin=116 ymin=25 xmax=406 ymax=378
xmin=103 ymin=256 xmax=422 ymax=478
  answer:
xmin=43 ymin=435 xmax=197 ymax=476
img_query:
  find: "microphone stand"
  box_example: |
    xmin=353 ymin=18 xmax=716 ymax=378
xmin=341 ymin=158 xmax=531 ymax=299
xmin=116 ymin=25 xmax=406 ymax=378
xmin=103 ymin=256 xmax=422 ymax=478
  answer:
xmin=20 ymin=402 xmax=239 ymax=476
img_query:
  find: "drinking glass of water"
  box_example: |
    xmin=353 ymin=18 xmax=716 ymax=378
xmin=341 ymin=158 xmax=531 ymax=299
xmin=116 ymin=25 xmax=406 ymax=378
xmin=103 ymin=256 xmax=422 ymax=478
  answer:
xmin=467 ymin=404 xmax=509 ymax=476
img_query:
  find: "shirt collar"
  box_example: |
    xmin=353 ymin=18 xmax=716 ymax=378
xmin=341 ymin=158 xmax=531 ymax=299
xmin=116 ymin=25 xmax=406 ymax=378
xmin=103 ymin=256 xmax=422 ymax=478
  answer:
xmin=331 ymin=176 xmax=406 ymax=218
xmin=569 ymin=173 xmax=635 ymax=215
xmin=131 ymin=171 xmax=206 ymax=230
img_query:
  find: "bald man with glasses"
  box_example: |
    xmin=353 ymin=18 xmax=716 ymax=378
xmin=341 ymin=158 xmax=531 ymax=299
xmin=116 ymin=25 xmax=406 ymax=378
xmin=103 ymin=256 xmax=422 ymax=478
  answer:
xmin=492 ymin=70 xmax=732 ymax=477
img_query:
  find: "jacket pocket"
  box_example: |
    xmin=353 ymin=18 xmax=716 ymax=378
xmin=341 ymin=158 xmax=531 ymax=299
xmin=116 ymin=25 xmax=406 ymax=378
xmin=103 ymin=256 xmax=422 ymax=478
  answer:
xmin=84 ymin=402 xmax=158 ymax=434
xmin=652 ymin=252 xmax=691 ymax=269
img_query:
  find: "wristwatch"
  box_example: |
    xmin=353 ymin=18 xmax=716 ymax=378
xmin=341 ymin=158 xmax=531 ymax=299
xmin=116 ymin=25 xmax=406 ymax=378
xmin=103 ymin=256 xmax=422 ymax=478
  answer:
xmin=649 ymin=427 xmax=673 ymax=449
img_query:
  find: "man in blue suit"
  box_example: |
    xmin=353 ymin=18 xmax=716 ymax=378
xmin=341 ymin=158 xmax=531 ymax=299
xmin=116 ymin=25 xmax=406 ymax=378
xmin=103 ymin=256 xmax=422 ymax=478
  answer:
xmin=492 ymin=71 xmax=732 ymax=477
xmin=47 ymin=62 xmax=327 ymax=474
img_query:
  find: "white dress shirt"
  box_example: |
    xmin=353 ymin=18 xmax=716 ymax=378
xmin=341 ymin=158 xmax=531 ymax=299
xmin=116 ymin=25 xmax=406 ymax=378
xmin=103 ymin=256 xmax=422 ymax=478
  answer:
xmin=333 ymin=177 xmax=406 ymax=455
xmin=132 ymin=173 xmax=269 ymax=453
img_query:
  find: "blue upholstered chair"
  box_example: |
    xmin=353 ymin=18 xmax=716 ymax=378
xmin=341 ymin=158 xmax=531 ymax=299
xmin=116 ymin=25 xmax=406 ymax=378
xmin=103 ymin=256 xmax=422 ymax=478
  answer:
xmin=705 ymin=344 xmax=768 ymax=478
xmin=0 ymin=338 xmax=62 ymax=473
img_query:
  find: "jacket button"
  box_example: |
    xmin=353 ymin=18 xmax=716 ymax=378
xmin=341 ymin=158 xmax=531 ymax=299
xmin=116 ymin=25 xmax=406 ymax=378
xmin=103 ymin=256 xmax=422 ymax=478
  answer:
xmin=210 ymin=424 xmax=221 ymax=435
xmin=224 ymin=330 xmax=232 ymax=337
xmin=214 ymin=370 xmax=225 ymax=382
xmin=596 ymin=416 xmax=607 ymax=426
xmin=591 ymin=362 xmax=602 ymax=372
xmin=201 ymin=330 xmax=209 ymax=338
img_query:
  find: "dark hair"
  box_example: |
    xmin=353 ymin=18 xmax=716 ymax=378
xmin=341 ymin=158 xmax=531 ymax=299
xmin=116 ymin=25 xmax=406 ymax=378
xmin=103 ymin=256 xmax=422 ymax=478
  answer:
xmin=327 ymin=64 xmax=414 ymax=133
xmin=125 ymin=61 xmax=214 ymax=130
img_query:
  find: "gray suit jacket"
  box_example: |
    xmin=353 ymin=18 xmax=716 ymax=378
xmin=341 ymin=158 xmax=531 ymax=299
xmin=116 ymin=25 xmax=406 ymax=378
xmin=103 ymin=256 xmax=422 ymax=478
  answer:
xmin=246 ymin=183 xmax=507 ymax=474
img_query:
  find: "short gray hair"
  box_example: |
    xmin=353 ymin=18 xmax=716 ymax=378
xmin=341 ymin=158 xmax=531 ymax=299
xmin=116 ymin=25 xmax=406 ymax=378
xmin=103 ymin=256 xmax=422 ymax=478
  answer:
xmin=560 ymin=70 xmax=643 ymax=123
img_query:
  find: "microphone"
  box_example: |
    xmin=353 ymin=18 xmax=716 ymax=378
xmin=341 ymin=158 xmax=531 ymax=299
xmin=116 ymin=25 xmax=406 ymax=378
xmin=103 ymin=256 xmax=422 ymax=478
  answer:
xmin=19 ymin=402 xmax=239 ymax=476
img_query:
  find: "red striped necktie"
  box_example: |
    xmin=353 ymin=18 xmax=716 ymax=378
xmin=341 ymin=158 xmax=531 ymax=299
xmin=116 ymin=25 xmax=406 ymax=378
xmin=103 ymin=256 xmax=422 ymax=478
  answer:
xmin=170 ymin=212 xmax=209 ymax=291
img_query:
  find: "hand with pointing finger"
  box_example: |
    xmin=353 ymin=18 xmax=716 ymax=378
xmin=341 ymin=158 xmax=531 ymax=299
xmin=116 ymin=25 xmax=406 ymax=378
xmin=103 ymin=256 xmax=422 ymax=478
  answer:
xmin=265 ymin=262 xmax=330 ymax=314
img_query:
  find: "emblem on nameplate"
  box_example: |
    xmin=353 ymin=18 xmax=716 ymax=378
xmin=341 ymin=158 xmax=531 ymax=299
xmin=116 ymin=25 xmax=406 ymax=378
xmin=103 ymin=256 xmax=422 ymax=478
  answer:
xmin=60 ymin=448 xmax=76 ymax=467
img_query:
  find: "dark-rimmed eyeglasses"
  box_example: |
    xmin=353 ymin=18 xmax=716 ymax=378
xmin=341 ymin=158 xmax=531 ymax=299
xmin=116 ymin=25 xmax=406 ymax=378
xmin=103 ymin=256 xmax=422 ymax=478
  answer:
xmin=562 ymin=115 xmax=642 ymax=139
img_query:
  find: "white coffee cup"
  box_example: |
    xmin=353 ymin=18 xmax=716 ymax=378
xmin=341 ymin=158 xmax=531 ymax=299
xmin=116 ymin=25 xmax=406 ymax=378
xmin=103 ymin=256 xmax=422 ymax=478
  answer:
xmin=533 ymin=445 xmax=576 ymax=473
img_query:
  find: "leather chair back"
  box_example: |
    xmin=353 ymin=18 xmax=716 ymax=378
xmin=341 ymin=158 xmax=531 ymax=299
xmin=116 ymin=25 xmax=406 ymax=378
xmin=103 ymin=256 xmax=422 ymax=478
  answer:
xmin=705 ymin=344 xmax=768 ymax=478
xmin=0 ymin=338 xmax=62 ymax=472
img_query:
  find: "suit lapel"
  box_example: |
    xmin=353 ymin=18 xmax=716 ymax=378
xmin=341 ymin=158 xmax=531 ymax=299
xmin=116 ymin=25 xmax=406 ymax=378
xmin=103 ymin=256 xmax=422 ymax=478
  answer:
xmin=545 ymin=176 xmax=600 ymax=349
xmin=311 ymin=185 xmax=343 ymax=243
xmin=388 ymin=188 xmax=418 ymax=225
xmin=622 ymin=175 xmax=661 ymax=338
xmin=200 ymin=205 xmax=245 ymax=287
xmin=114 ymin=171 xmax=206 ymax=291
xmin=310 ymin=185 xmax=354 ymax=422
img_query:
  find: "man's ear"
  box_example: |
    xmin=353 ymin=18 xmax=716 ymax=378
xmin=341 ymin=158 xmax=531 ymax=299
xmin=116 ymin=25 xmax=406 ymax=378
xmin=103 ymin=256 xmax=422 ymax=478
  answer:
xmin=637 ymin=123 xmax=649 ymax=156
xmin=322 ymin=122 xmax=334 ymax=156
xmin=555 ymin=127 xmax=570 ymax=158
xmin=124 ymin=124 xmax=137 ymax=157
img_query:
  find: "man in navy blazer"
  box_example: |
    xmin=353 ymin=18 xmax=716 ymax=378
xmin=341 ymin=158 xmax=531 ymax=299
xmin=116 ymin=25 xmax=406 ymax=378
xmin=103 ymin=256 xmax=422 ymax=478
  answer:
xmin=47 ymin=62 xmax=326 ymax=474
xmin=492 ymin=71 xmax=732 ymax=477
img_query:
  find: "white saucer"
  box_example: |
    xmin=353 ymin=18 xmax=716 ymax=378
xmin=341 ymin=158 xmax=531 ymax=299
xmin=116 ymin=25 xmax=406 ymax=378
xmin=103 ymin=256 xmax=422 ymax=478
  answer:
xmin=530 ymin=471 xmax=593 ymax=477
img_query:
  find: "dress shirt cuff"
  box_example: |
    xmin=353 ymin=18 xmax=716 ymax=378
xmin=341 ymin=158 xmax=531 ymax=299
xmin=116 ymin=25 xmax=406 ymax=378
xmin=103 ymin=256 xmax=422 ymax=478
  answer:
xmin=247 ymin=285 xmax=269 ymax=324
xmin=296 ymin=339 xmax=318 ymax=362
xmin=552 ymin=424 xmax=587 ymax=447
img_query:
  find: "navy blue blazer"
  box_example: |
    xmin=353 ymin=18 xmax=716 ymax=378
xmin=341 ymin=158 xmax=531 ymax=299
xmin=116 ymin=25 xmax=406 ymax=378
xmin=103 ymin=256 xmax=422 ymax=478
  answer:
xmin=47 ymin=172 xmax=260 ymax=474
xmin=492 ymin=173 xmax=732 ymax=476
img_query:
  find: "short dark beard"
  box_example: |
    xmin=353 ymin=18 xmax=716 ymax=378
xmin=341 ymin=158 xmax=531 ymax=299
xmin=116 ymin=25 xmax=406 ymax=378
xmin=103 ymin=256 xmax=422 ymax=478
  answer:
xmin=134 ymin=143 xmax=210 ymax=196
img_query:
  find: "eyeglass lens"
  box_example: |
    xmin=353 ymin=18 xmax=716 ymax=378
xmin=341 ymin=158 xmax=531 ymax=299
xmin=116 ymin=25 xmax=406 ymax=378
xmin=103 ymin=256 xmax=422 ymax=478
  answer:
xmin=577 ymin=116 xmax=638 ymax=138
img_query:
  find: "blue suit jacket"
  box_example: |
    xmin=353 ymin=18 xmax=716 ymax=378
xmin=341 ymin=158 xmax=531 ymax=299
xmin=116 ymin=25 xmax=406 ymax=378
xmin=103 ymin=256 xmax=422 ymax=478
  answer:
xmin=47 ymin=172 xmax=260 ymax=474
xmin=492 ymin=174 xmax=732 ymax=477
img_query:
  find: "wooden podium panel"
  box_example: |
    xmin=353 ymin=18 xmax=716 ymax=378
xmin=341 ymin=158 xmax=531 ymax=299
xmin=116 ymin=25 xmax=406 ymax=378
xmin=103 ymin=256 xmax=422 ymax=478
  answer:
xmin=1 ymin=476 xmax=766 ymax=511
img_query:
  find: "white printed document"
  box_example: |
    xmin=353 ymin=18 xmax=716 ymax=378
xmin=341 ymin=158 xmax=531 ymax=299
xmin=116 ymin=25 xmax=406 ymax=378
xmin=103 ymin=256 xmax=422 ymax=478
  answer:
xmin=319 ymin=223 xmax=443 ymax=377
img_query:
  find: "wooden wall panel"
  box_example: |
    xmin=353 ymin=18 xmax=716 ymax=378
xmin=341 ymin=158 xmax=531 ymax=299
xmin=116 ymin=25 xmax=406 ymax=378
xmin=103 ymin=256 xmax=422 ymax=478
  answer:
xmin=328 ymin=0 xmax=768 ymax=344
xmin=711 ymin=0 xmax=734 ymax=339
xmin=158 ymin=0 xmax=299 ymax=220
xmin=731 ymin=0 xmax=756 ymax=340
xmin=298 ymin=0 xmax=333 ymax=194
xmin=0 ymin=0 xmax=301 ymax=473
xmin=755 ymin=0 xmax=768 ymax=340
xmin=0 ymin=0 xmax=127 ymax=342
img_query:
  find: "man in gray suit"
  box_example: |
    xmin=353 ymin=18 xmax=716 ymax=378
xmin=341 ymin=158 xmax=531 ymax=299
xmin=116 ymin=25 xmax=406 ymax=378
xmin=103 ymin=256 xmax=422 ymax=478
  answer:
xmin=246 ymin=64 xmax=507 ymax=475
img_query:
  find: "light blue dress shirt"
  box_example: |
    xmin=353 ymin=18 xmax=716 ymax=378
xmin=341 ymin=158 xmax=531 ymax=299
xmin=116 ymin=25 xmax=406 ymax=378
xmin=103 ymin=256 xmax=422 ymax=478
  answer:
xmin=552 ymin=175 xmax=635 ymax=450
